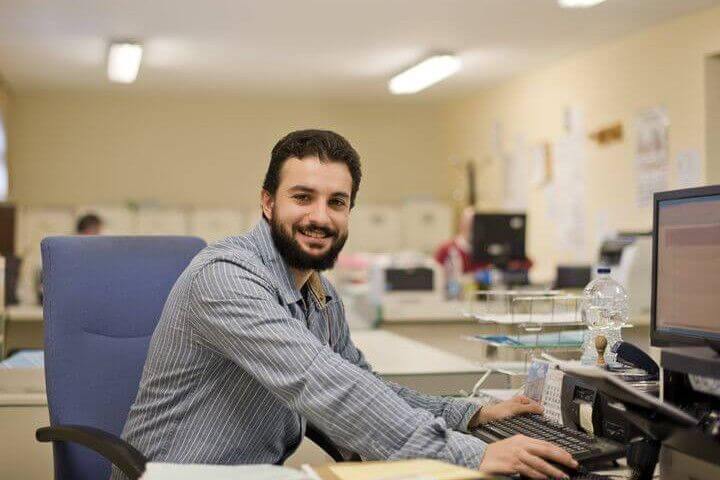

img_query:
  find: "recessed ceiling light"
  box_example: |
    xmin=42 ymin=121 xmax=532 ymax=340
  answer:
xmin=107 ymin=42 xmax=143 ymax=84
xmin=558 ymin=0 xmax=608 ymax=8
xmin=388 ymin=54 xmax=462 ymax=95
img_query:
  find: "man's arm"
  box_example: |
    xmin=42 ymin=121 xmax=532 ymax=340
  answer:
xmin=186 ymin=260 xmax=487 ymax=469
xmin=331 ymin=297 xmax=544 ymax=431
xmin=330 ymin=308 xmax=483 ymax=432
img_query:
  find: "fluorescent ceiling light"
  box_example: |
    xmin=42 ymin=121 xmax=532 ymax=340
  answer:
xmin=389 ymin=54 xmax=462 ymax=95
xmin=107 ymin=42 xmax=143 ymax=83
xmin=558 ymin=0 xmax=607 ymax=7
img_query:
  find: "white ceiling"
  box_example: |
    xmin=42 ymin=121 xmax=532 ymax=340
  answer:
xmin=1 ymin=0 xmax=719 ymax=98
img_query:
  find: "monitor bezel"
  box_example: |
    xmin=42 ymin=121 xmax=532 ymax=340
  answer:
xmin=651 ymin=184 xmax=720 ymax=347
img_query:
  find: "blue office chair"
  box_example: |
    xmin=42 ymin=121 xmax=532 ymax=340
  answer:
xmin=36 ymin=235 xmax=349 ymax=480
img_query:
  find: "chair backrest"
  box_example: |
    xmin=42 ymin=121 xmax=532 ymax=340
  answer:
xmin=41 ymin=236 xmax=206 ymax=480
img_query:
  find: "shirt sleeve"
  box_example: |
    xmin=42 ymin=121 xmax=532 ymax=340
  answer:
xmin=186 ymin=260 xmax=488 ymax=469
xmin=331 ymin=299 xmax=488 ymax=433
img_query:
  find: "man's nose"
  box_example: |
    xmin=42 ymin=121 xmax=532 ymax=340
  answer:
xmin=307 ymin=200 xmax=331 ymax=225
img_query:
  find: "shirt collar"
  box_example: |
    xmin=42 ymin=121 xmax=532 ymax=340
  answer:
xmin=249 ymin=218 xmax=334 ymax=307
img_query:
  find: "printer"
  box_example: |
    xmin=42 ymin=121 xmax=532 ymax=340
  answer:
xmin=367 ymin=256 xmax=465 ymax=322
xmin=597 ymin=232 xmax=652 ymax=317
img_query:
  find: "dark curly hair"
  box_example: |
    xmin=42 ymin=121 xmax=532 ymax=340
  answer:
xmin=262 ymin=129 xmax=362 ymax=208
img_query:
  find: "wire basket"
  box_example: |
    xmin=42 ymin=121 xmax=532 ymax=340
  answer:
xmin=465 ymin=290 xmax=585 ymax=351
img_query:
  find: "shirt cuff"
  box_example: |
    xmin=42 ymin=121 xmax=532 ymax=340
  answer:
xmin=445 ymin=430 xmax=488 ymax=469
xmin=443 ymin=397 xmax=492 ymax=433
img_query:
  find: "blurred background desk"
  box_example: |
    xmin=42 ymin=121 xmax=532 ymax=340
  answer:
xmin=351 ymin=329 xmax=484 ymax=395
xmin=3 ymin=304 xmax=44 ymax=357
xmin=0 ymin=351 xmax=51 ymax=480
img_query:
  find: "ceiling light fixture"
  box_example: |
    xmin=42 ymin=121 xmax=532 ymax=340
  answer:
xmin=107 ymin=42 xmax=143 ymax=84
xmin=388 ymin=54 xmax=462 ymax=95
xmin=558 ymin=0 xmax=607 ymax=8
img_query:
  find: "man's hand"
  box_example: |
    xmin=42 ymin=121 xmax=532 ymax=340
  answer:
xmin=470 ymin=395 xmax=543 ymax=427
xmin=478 ymin=434 xmax=578 ymax=479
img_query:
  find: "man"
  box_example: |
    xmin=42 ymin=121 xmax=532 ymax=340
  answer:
xmin=76 ymin=213 xmax=103 ymax=235
xmin=113 ymin=130 xmax=576 ymax=479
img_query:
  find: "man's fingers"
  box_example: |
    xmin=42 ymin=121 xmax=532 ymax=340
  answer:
xmin=520 ymin=450 xmax=568 ymax=479
xmin=513 ymin=395 xmax=532 ymax=404
xmin=527 ymin=440 xmax=578 ymax=469
xmin=515 ymin=458 xmax=548 ymax=480
xmin=513 ymin=401 xmax=544 ymax=415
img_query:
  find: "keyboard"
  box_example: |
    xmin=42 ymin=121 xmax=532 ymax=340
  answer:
xmin=471 ymin=414 xmax=626 ymax=465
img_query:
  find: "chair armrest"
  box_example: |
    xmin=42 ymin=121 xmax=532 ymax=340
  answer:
xmin=305 ymin=423 xmax=360 ymax=462
xmin=36 ymin=424 xmax=147 ymax=480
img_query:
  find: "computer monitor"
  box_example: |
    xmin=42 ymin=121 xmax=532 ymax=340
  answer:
xmin=472 ymin=213 xmax=526 ymax=268
xmin=651 ymin=185 xmax=720 ymax=347
xmin=553 ymin=265 xmax=592 ymax=289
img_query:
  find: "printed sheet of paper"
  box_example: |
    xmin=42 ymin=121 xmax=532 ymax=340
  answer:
xmin=676 ymin=149 xmax=703 ymax=188
xmin=140 ymin=463 xmax=306 ymax=480
xmin=503 ymin=135 xmax=529 ymax=210
xmin=634 ymin=107 xmax=669 ymax=207
xmin=541 ymin=368 xmax=565 ymax=425
xmin=525 ymin=359 xmax=550 ymax=402
xmin=325 ymin=459 xmax=485 ymax=480
xmin=551 ymin=133 xmax=587 ymax=255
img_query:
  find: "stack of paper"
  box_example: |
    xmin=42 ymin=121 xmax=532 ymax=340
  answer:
xmin=140 ymin=463 xmax=307 ymax=480
xmin=311 ymin=459 xmax=488 ymax=480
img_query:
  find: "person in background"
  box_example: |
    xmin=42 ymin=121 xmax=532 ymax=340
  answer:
xmin=434 ymin=207 xmax=533 ymax=274
xmin=30 ymin=213 xmax=105 ymax=303
xmin=76 ymin=213 xmax=103 ymax=235
xmin=434 ymin=206 xmax=483 ymax=274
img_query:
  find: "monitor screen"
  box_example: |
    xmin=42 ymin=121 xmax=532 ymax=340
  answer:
xmin=652 ymin=186 xmax=720 ymax=346
xmin=472 ymin=213 xmax=526 ymax=267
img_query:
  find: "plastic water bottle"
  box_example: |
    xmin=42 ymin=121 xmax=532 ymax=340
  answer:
xmin=444 ymin=246 xmax=463 ymax=300
xmin=580 ymin=267 xmax=629 ymax=365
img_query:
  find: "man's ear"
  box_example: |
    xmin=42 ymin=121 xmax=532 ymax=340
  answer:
xmin=261 ymin=190 xmax=274 ymax=220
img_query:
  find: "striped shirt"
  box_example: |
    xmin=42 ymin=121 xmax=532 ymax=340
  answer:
xmin=111 ymin=220 xmax=488 ymax=479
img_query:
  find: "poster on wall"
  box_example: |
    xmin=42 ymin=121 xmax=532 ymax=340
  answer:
xmin=634 ymin=107 xmax=669 ymax=207
xmin=675 ymin=149 xmax=703 ymax=189
xmin=551 ymin=133 xmax=587 ymax=256
xmin=503 ymin=135 xmax=529 ymax=210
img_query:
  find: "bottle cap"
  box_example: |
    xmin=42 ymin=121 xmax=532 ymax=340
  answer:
xmin=597 ymin=267 xmax=611 ymax=274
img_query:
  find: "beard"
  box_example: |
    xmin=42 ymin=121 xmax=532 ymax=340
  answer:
xmin=269 ymin=214 xmax=348 ymax=271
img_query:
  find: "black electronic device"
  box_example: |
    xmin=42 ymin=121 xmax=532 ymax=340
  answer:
xmin=554 ymin=265 xmax=592 ymax=289
xmin=562 ymin=364 xmax=700 ymax=480
xmin=471 ymin=213 xmax=526 ymax=268
xmin=598 ymin=237 xmax=634 ymax=267
xmin=4 ymin=254 xmax=20 ymax=306
xmin=384 ymin=267 xmax=434 ymax=292
xmin=560 ymin=368 xmax=646 ymax=446
xmin=561 ymin=365 xmax=697 ymax=428
xmin=658 ymin=347 xmax=720 ymax=479
xmin=611 ymin=341 xmax=659 ymax=379
xmin=651 ymin=185 xmax=720 ymax=349
xmin=0 ymin=203 xmax=15 ymax=257
xmin=471 ymin=414 xmax=625 ymax=468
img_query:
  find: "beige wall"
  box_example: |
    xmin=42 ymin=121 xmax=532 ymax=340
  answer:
xmin=442 ymin=5 xmax=720 ymax=281
xmin=707 ymin=54 xmax=720 ymax=184
xmin=8 ymin=92 xmax=451 ymax=208
xmin=7 ymin=5 xmax=720 ymax=279
xmin=1 ymin=76 xmax=9 ymax=202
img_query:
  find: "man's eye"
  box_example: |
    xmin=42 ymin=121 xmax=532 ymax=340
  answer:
xmin=330 ymin=198 xmax=347 ymax=208
xmin=293 ymin=194 xmax=311 ymax=203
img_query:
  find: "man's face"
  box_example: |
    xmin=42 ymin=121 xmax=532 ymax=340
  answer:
xmin=262 ymin=156 xmax=352 ymax=271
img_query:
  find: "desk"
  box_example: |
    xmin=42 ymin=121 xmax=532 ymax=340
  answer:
xmin=378 ymin=299 xmax=472 ymax=324
xmin=0 ymin=364 xmax=51 ymax=480
xmin=3 ymin=305 xmax=44 ymax=356
xmin=350 ymin=330 xmax=491 ymax=395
